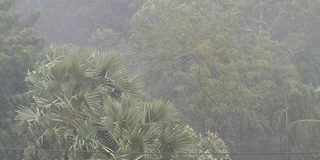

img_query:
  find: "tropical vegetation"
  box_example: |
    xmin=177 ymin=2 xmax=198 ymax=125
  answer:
xmin=0 ymin=0 xmax=318 ymax=159
xmin=13 ymin=46 xmax=230 ymax=160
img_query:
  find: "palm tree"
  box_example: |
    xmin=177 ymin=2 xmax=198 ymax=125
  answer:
xmin=13 ymin=46 xmax=194 ymax=160
xmin=270 ymin=78 xmax=320 ymax=159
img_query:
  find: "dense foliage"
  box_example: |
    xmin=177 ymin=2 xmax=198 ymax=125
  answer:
xmin=0 ymin=0 xmax=318 ymax=159
xmin=129 ymin=1 xmax=320 ymax=158
xmin=13 ymin=46 xmax=230 ymax=160
xmin=0 ymin=0 xmax=43 ymax=159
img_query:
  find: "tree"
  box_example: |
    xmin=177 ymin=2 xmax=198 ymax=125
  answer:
xmin=0 ymin=0 xmax=42 ymax=111
xmin=129 ymin=0 xmax=261 ymax=135
xmin=129 ymin=0 xmax=320 ymax=158
xmin=13 ymin=46 xmax=229 ymax=160
xmin=236 ymin=0 xmax=320 ymax=157
xmin=0 ymin=0 xmax=43 ymax=159
xmin=88 ymin=28 xmax=122 ymax=50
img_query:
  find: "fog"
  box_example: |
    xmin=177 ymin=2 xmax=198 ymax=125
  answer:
xmin=0 ymin=0 xmax=319 ymax=159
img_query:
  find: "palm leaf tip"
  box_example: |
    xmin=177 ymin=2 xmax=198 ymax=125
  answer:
xmin=15 ymin=106 xmax=39 ymax=123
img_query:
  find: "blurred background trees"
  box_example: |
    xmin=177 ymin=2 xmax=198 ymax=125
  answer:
xmin=0 ymin=0 xmax=318 ymax=159
xmin=0 ymin=0 xmax=43 ymax=159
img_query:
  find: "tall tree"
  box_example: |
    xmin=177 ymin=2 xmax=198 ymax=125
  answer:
xmin=237 ymin=0 xmax=320 ymax=157
xmin=129 ymin=1 xmax=320 ymax=159
xmin=0 ymin=0 xmax=43 ymax=159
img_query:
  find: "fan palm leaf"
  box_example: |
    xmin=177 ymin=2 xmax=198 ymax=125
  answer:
xmin=144 ymin=99 xmax=181 ymax=124
xmin=159 ymin=124 xmax=194 ymax=158
xmin=15 ymin=106 xmax=40 ymax=123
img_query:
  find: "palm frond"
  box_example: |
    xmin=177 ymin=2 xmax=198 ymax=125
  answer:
xmin=96 ymin=53 xmax=142 ymax=95
xmin=291 ymin=119 xmax=320 ymax=126
xmin=23 ymin=143 xmax=37 ymax=160
xmin=290 ymin=119 xmax=320 ymax=144
xmin=159 ymin=124 xmax=194 ymax=158
xmin=15 ymin=106 xmax=40 ymax=123
xmin=103 ymin=96 xmax=142 ymax=131
xmin=73 ymin=120 xmax=97 ymax=140
xmin=144 ymin=99 xmax=181 ymax=124
xmin=127 ymin=124 xmax=161 ymax=160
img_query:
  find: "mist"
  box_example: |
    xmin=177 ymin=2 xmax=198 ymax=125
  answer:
xmin=0 ymin=0 xmax=319 ymax=159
